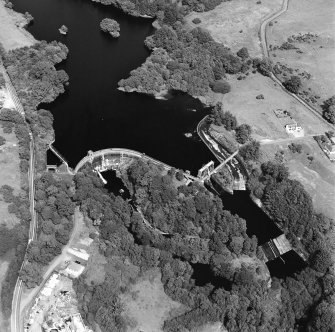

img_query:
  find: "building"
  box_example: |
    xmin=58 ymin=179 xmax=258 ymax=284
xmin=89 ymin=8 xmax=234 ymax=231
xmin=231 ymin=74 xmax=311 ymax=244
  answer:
xmin=67 ymin=247 xmax=89 ymax=261
xmin=63 ymin=261 xmax=85 ymax=279
xmin=285 ymin=122 xmax=303 ymax=133
xmin=325 ymin=137 xmax=335 ymax=161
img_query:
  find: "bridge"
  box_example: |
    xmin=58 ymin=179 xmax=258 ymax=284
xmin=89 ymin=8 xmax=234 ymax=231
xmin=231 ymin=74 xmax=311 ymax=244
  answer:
xmin=197 ymin=150 xmax=239 ymax=180
xmin=74 ymin=148 xmax=199 ymax=182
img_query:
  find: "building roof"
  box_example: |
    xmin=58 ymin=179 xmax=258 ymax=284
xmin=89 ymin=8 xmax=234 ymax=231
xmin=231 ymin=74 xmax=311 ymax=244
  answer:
xmin=67 ymin=248 xmax=89 ymax=261
xmin=64 ymin=262 xmax=85 ymax=278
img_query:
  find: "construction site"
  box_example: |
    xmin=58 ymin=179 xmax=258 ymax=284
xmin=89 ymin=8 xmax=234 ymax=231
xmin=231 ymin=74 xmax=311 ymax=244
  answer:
xmin=23 ymin=217 xmax=94 ymax=332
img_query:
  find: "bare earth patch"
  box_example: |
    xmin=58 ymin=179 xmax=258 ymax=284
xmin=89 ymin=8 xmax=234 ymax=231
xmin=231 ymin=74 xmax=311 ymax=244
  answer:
xmin=205 ymin=74 xmax=330 ymax=141
xmin=120 ymin=268 xmax=185 ymax=332
xmin=267 ymin=0 xmax=335 ymax=105
xmin=185 ymin=0 xmax=281 ymax=57
xmin=0 ymin=0 xmax=36 ymax=51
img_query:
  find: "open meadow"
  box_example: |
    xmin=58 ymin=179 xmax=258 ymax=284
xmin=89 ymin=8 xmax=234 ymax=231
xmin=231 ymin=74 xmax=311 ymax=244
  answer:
xmin=267 ymin=0 xmax=335 ymax=110
xmin=206 ymin=73 xmax=331 ymax=141
xmin=0 ymin=0 xmax=35 ymax=51
xmin=186 ymin=0 xmax=281 ymax=57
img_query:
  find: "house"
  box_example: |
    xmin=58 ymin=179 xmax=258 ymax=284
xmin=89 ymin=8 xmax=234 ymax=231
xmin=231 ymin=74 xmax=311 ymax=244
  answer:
xmin=285 ymin=122 xmax=303 ymax=133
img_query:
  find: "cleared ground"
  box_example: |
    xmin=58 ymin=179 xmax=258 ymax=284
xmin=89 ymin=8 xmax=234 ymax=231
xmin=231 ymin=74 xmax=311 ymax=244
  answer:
xmin=267 ymin=0 xmax=335 ymax=107
xmin=206 ymin=74 xmax=330 ymax=141
xmin=185 ymin=0 xmax=281 ymax=57
xmin=0 ymin=0 xmax=35 ymax=51
xmin=261 ymin=137 xmax=335 ymax=219
xmin=120 ymin=268 xmax=185 ymax=332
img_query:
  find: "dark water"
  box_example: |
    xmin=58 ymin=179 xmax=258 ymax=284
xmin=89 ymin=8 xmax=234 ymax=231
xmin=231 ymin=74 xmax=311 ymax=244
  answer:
xmin=103 ymin=170 xmax=130 ymax=199
xmin=12 ymin=0 xmax=213 ymax=175
xmin=11 ymin=0 xmax=305 ymax=278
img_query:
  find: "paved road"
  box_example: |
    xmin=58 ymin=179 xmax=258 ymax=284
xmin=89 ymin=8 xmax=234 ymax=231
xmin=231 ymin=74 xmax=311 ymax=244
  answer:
xmin=259 ymin=0 xmax=334 ymax=130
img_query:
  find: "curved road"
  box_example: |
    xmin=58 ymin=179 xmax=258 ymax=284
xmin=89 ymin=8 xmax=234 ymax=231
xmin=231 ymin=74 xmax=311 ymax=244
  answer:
xmin=259 ymin=0 xmax=334 ymax=130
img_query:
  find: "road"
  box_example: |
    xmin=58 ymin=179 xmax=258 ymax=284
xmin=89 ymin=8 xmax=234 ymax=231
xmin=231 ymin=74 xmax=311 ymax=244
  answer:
xmin=19 ymin=208 xmax=82 ymax=321
xmin=259 ymin=0 xmax=334 ymax=130
xmin=1 ymin=58 xmax=37 ymax=332
xmin=10 ymin=142 xmax=36 ymax=332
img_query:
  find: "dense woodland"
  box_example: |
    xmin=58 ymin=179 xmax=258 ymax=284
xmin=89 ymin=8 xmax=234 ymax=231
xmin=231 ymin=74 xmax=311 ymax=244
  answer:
xmin=72 ymin=163 xmax=334 ymax=332
xmin=0 ymin=0 xmax=333 ymax=330
xmin=0 ymin=40 xmax=68 ymax=317
xmin=118 ymin=25 xmax=245 ymax=96
xmin=0 ymin=111 xmax=30 ymax=316
xmin=1 ymin=41 xmax=68 ymax=110
xmin=93 ymin=0 xmax=228 ymax=18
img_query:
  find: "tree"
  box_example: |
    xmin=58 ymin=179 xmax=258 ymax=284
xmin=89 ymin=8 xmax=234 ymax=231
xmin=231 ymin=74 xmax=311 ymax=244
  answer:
xmin=283 ymin=76 xmax=302 ymax=94
xmin=236 ymin=47 xmax=249 ymax=60
xmin=19 ymin=263 xmax=43 ymax=288
xmin=221 ymin=111 xmax=237 ymax=131
xmin=254 ymin=58 xmax=272 ymax=76
xmin=210 ymin=80 xmax=231 ymax=94
xmin=239 ymin=140 xmax=260 ymax=161
xmin=323 ymin=104 xmax=335 ymax=124
xmin=235 ymin=124 xmax=252 ymax=144
xmin=310 ymin=249 xmax=332 ymax=273
xmin=100 ymin=18 xmax=120 ymax=38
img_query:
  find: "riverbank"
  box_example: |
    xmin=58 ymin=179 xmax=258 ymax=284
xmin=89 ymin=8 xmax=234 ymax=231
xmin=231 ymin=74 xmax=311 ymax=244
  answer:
xmin=0 ymin=0 xmax=36 ymax=50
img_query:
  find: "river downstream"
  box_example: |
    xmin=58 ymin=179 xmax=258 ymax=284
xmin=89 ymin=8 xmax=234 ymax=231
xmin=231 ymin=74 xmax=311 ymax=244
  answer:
xmin=11 ymin=0 xmax=305 ymax=277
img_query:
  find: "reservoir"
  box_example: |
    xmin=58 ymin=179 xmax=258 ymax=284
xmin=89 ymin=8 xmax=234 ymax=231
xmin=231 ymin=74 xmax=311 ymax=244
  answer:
xmin=11 ymin=0 xmax=305 ymax=277
xmin=12 ymin=0 xmax=214 ymax=174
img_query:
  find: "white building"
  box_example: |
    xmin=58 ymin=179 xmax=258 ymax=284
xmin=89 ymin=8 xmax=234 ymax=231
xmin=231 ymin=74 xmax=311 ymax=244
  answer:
xmin=285 ymin=122 xmax=304 ymax=137
xmin=63 ymin=262 xmax=85 ymax=279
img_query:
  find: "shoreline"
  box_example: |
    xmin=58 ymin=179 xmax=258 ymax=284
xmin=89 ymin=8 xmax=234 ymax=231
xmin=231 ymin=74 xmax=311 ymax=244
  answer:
xmin=0 ymin=0 xmax=36 ymax=51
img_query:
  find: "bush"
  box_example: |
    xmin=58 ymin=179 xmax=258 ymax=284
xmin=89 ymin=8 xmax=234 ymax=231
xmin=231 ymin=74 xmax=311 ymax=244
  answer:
xmin=192 ymin=18 xmax=201 ymax=24
xmin=236 ymin=47 xmax=249 ymax=60
xmin=310 ymin=249 xmax=332 ymax=273
xmin=239 ymin=140 xmax=260 ymax=161
xmin=235 ymin=124 xmax=252 ymax=144
xmin=288 ymin=143 xmax=302 ymax=153
xmin=210 ymin=80 xmax=231 ymax=94
xmin=323 ymin=104 xmax=335 ymax=124
xmin=283 ymin=76 xmax=302 ymax=94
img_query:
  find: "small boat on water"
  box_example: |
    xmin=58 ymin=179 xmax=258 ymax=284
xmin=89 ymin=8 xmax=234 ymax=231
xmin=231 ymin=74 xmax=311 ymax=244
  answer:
xmin=59 ymin=25 xmax=68 ymax=35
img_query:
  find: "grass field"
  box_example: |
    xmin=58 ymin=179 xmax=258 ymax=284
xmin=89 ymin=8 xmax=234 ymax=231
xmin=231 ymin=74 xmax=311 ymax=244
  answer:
xmin=0 ymin=0 xmax=35 ymax=51
xmin=185 ymin=0 xmax=281 ymax=57
xmin=206 ymin=73 xmax=330 ymax=141
xmin=120 ymin=268 xmax=185 ymax=332
xmin=261 ymin=137 xmax=335 ymax=219
xmin=267 ymin=0 xmax=335 ymax=109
